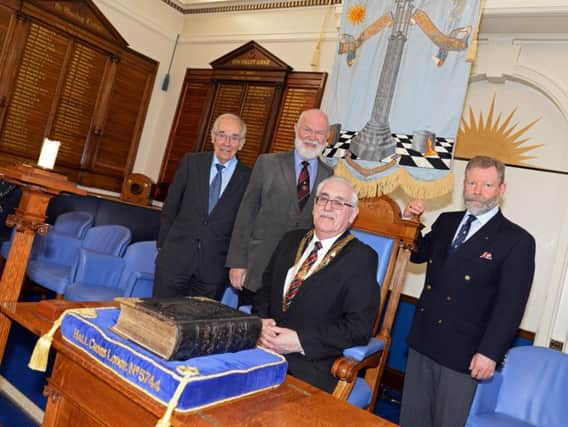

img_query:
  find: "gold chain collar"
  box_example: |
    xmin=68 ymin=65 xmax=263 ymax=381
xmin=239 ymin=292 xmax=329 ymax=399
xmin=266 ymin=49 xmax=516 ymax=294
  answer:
xmin=294 ymin=230 xmax=355 ymax=277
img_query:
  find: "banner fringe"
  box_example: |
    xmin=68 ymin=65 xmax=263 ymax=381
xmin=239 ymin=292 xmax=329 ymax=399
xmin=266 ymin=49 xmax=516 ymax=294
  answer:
xmin=334 ymin=160 xmax=454 ymax=199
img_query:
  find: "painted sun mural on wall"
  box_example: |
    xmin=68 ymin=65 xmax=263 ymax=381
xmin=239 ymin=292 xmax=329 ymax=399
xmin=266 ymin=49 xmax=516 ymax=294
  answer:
xmin=456 ymin=95 xmax=542 ymax=167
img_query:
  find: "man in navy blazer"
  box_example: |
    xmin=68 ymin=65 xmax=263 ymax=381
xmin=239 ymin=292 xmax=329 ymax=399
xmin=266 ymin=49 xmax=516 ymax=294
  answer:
xmin=253 ymin=176 xmax=379 ymax=392
xmin=153 ymin=113 xmax=251 ymax=300
xmin=399 ymin=156 xmax=535 ymax=427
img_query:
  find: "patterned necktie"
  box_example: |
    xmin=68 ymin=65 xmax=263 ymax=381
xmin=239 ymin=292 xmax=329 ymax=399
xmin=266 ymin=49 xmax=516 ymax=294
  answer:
xmin=450 ymin=214 xmax=476 ymax=252
xmin=208 ymin=163 xmax=225 ymax=214
xmin=283 ymin=241 xmax=322 ymax=311
xmin=297 ymin=161 xmax=310 ymax=211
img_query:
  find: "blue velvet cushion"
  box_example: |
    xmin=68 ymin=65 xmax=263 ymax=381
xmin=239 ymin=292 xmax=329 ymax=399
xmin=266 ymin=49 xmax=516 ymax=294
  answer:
xmin=60 ymin=308 xmax=287 ymax=412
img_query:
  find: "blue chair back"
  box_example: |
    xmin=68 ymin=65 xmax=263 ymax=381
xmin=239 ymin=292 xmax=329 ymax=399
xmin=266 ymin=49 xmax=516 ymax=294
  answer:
xmin=119 ymin=241 xmax=157 ymax=290
xmin=468 ymin=345 xmax=568 ymax=427
xmin=350 ymin=229 xmax=395 ymax=287
xmin=2 ymin=210 xmax=94 ymax=259
xmin=221 ymin=286 xmax=239 ymax=309
xmin=82 ymin=225 xmax=131 ymax=256
xmin=52 ymin=211 xmax=94 ymax=238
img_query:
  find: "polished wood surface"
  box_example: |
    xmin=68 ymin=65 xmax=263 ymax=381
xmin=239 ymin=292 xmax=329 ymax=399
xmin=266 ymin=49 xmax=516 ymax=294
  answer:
xmin=0 ymin=165 xmax=86 ymax=362
xmin=1 ymin=302 xmax=396 ymax=426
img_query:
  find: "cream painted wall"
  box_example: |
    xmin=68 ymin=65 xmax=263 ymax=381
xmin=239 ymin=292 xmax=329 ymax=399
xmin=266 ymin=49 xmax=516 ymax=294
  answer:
xmin=93 ymin=1 xmax=568 ymax=344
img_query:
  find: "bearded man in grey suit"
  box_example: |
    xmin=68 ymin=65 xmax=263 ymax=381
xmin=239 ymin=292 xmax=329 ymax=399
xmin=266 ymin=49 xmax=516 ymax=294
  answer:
xmin=226 ymin=109 xmax=333 ymax=304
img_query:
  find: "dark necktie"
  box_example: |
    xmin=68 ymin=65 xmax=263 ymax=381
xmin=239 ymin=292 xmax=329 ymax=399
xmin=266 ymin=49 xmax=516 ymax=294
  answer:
xmin=283 ymin=241 xmax=322 ymax=311
xmin=208 ymin=163 xmax=225 ymax=214
xmin=297 ymin=161 xmax=310 ymax=211
xmin=450 ymin=214 xmax=476 ymax=252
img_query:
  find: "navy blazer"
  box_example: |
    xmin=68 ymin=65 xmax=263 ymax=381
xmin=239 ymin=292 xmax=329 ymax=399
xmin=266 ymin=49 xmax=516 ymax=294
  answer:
xmin=407 ymin=210 xmax=535 ymax=373
xmin=156 ymin=152 xmax=251 ymax=287
xmin=254 ymin=229 xmax=379 ymax=392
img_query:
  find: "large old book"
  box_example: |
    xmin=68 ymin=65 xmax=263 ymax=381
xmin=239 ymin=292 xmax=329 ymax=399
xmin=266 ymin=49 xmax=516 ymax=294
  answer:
xmin=111 ymin=297 xmax=262 ymax=360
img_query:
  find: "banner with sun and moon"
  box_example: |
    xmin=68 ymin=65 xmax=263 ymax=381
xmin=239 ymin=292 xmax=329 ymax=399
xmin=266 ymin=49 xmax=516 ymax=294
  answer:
xmin=324 ymin=0 xmax=482 ymax=199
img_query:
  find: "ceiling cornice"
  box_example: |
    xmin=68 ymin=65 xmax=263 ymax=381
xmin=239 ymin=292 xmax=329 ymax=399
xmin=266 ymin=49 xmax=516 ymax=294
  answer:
xmin=161 ymin=0 xmax=340 ymax=14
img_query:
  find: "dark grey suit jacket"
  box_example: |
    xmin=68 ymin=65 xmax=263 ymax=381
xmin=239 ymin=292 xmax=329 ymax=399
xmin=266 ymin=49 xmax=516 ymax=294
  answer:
xmin=226 ymin=151 xmax=333 ymax=292
xmin=407 ymin=209 xmax=535 ymax=373
xmin=154 ymin=152 xmax=250 ymax=296
xmin=254 ymin=229 xmax=379 ymax=392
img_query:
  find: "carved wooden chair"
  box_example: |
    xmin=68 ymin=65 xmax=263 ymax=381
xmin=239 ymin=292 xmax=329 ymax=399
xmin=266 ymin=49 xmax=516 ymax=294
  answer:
xmin=331 ymin=195 xmax=421 ymax=412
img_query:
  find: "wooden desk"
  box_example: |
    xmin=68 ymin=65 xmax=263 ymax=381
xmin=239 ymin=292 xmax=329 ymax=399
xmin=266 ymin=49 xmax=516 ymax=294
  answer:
xmin=1 ymin=302 xmax=396 ymax=426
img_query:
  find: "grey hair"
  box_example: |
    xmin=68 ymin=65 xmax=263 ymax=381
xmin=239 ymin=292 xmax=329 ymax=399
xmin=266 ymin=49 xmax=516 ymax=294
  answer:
xmin=297 ymin=109 xmax=329 ymax=131
xmin=465 ymin=156 xmax=505 ymax=184
xmin=211 ymin=113 xmax=247 ymax=140
xmin=316 ymin=176 xmax=359 ymax=207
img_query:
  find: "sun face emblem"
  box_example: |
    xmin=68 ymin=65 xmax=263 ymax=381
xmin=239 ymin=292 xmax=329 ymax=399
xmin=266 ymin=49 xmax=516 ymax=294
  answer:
xmin=348 ymin=4 xmax=366 ymax=25
xmin=456 ymin=95 xmax=542 ymax=167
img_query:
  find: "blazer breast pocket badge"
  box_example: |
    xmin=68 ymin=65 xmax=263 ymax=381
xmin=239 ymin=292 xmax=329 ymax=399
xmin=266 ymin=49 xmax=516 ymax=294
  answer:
xmin=480 ymin=251 xmax=493 ymax=260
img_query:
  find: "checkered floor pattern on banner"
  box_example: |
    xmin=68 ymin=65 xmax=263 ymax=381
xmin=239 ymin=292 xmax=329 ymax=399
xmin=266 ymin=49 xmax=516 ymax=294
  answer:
xmin=323 ymin=131 xmax=455 ymax=170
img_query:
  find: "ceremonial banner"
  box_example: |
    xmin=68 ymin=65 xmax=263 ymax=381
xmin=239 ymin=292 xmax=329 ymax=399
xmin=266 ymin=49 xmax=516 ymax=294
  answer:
xmin=325 ymin=0 xmax=482 ymax=198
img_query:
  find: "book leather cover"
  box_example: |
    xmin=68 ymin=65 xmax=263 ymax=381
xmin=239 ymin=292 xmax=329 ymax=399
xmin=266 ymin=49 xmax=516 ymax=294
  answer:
xmin=112 ymin=297 xmax=262 ymax=360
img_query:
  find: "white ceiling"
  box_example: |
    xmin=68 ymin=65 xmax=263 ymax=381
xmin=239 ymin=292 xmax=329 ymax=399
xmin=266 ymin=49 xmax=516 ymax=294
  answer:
xmin=168 ymin=0 xmax=568 ymax=33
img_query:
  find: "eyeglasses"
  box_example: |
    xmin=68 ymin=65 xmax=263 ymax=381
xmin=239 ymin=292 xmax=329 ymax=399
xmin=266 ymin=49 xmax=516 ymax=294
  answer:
xmin=214 ymin=131 xmax=242 ymax=144
xmin=299 ymin=126 xmax=327 ymax=139
xmin=315 ymin=195 xmax=353 ymax=210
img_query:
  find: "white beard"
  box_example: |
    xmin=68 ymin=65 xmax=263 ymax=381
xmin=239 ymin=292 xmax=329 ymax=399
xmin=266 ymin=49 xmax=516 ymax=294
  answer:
xmin=295 ymin=137 xmax=323 ymax=160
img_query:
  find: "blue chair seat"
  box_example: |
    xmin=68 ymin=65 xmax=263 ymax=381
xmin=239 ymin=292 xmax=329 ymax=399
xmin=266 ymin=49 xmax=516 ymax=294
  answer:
xmin=27 ymin=224 xmax=131 ymax=296
xmin=64 ymin=241 xmax=157 ymax=302
xmin=348 ymin=378 xmax=372 ymax=408
xmin=26 ymin=261 xmax=73 ymax=294
xmin=467 ymin=413 xmax=534 ymax=427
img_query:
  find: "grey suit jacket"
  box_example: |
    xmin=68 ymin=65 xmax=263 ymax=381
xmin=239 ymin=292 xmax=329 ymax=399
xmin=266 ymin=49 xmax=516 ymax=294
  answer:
xmin=226 ymin=151 xmax=333 ymax=292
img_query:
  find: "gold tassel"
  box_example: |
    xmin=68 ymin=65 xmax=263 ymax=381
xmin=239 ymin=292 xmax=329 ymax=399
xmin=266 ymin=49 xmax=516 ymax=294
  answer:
xmin=466 ymin=0 xmax=486 ymax=63
xmin=156 ymin=366 xmax=199 ymax=427
xmin=28 ymin=307 xmax=98 ymax=372
xmin=310 ymin=40 xmax=322 ymax=69
xmin=310 ymin=0 xmax=333 ymax=70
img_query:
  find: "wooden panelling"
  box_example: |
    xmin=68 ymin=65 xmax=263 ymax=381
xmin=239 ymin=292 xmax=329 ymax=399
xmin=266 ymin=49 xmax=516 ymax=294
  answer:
xmin=158 ymin=42 xmax=326 ymax=200
xmin=0 ymin=0 xmax=157 ymax=192
xmin=50 ymin=42 xmax=108 ymax=168
xmin=0 ymin=22 xmax=70 ymax=156
xmin=90 ymin=49 xmax=157 ymax=182
xmin=270 ymin=72 xmax=327 ymax=153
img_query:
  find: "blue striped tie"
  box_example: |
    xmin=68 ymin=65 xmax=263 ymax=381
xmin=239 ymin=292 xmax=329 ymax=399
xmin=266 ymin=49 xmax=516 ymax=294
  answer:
xmin=450 ymin=214 xmax=476 ymax=252
xmin=208 ymin=164 xmax=225 ymax=214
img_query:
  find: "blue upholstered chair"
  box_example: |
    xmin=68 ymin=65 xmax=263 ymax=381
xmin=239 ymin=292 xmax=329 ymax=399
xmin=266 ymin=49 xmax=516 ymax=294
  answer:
xmin=330 ymin=196 xmax=420 ymax=412
xmin=65 ymin=241 xmax=158 ymax=301
xmin=27 ymin=224 xmax=131 ymax=296
xmin=1 ymin=210 xmax=94 ymax=260
xmin=466 ymin=345 xmax=568 ymax=427
xmin=220 ymin=286 xmax=239 ymax=309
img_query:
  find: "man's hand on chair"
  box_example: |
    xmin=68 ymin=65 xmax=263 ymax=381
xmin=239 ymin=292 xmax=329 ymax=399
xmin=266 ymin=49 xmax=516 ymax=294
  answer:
xmin=403 ymin=199 xmax=425 ymax=219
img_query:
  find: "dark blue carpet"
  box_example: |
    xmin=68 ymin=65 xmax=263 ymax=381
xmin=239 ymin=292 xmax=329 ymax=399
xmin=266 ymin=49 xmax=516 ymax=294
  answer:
xmin=375 ymin=387 xmax=401 ymax=424
xmin=0 ymin=392 xmax=39 ymax=427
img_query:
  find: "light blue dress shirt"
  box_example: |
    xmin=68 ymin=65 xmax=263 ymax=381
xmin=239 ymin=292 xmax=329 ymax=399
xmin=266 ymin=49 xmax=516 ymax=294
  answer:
xmin=209 ymin=154 xmax=238 ymax=196
xmin=453 ymin=205 xmax=500 ymax=242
